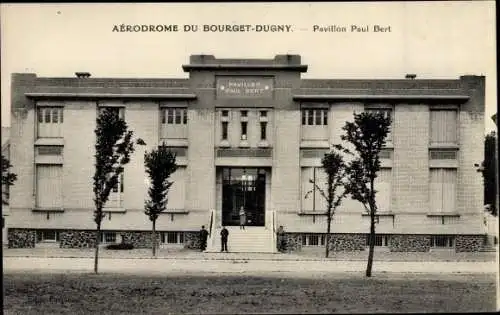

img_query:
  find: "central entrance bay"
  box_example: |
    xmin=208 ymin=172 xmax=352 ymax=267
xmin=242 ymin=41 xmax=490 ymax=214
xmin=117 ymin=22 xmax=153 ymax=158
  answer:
xmin=221 ymin=167 xmax=266 ymax=226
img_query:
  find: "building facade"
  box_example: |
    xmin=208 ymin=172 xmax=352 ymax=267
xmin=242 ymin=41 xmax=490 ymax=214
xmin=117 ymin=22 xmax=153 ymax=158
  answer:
xmin=6 ymin=54 xmax=486 ymax=252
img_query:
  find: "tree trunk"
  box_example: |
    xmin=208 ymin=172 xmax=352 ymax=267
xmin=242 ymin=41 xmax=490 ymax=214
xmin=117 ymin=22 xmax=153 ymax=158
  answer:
xmin=152 ymin=220 xmax=157 ymax=257
xmin=94 ymin=221 xmax=101 ymax=274
xmin=366 ymin=212 xmax=376 ymax=277
xmin=326 ymin=213 xmax=331 ymax=258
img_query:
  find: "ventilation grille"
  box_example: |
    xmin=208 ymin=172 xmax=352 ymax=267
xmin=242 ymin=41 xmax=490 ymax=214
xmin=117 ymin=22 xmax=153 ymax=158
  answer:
xmin=379 ymin=149 xmax=393 ymax=159
xmin=216 ymin=148 xmax=272 ymax=158
xmin=37 ymin=146 xmax=63 ymax=156
xmin=429 ymin=149 xmax=457 ymax=160
xmin=301 ymin=149 xmax=328 ymax=159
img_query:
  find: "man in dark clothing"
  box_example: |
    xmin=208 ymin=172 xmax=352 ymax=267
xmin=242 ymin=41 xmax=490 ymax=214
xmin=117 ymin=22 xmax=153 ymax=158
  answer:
xmin=220 ymin=226 xmax=229 ymax=252
xmin=199 ymin=226 xmax=209 ymax=251
xmin=277 ymin=225 xmax=286 ymax=252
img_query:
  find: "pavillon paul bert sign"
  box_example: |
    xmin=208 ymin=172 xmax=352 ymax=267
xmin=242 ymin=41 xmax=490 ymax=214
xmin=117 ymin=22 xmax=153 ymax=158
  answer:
xmin=216 ymin=77 xmax=274 ymax=98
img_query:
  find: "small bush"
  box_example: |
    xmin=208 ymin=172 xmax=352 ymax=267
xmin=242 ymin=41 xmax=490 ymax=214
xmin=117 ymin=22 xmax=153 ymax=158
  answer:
xmin=106 ymin=243 xmax=134 ymax=250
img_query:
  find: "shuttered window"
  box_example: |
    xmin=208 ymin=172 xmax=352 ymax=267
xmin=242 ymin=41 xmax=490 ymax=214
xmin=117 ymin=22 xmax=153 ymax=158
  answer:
xmin=430 ymin=110 xmax=458 ymax=144
xmin=36 ymin=165 xmax=63 ymax=208
xmin=167 ymin=166 xmax=186 ymax=210
xmin=106 ymin=173 xmax=124 ymax=208
xmin=99 ymin=107 xmax=125 ymax=120
xmin=374 ymin=168 xmax=392 ymax=212
xmin=301 ymin=167 xmax=328 ymax=212
xmin=429 ymin=169 xmax=457 ymax=213
xmin=365 ymin=108 xmax=393 ymax=142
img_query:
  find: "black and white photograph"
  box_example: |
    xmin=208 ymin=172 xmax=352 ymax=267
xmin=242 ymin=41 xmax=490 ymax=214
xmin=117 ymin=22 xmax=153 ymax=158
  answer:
xmin=1 ymin=2 xmax=498 ymax=314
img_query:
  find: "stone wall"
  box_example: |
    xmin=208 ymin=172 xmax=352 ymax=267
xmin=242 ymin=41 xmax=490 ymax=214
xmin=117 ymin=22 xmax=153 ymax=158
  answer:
xmin=60 ymin=230 xmax=96 ymax=248
xmin=455 ymin=235 xmax=485 ymax=252
xmin=328 ymin=234 xmax=366 ymax=251
xmin=120 ymin=231 xmax=161 ymax=249
xmin=283 ymin=233 xmax=303 ymax=252
xmin=184 ymin=232 xmax=201 ymax=250
xmin=8 ymin=228 xmax=36 ymax=248
xmin=390 ymin=234 xmax=431 ymax=252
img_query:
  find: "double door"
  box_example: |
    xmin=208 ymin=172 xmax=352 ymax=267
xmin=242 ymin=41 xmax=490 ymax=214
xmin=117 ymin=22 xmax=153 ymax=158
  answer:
xmin=221 ymin=167 xmax=267 ymax=226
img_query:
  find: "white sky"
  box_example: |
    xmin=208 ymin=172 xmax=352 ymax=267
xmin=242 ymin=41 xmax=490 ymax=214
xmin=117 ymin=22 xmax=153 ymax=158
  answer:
xmin=1 ymin=2 xmax=497 ymax=133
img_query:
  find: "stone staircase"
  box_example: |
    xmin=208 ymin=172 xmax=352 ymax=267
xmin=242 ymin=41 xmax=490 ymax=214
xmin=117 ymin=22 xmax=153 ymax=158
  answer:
xmin=479 ymin=244 xmax=498 ymax=252
xmin=206 ymin=226 xmax=276 ymax=253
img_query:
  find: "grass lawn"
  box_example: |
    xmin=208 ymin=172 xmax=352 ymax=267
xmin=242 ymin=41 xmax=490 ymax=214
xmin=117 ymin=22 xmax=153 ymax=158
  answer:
xmin=3 ymin=272 xmax=497 ymax=314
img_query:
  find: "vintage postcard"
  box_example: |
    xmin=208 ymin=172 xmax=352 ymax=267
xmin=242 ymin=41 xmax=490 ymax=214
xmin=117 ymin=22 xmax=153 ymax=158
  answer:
xmin=1 ymin=2 xmax=498 ymax=314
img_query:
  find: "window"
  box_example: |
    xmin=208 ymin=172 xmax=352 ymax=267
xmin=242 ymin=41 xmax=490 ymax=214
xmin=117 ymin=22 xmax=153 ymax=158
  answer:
xmin=374 ymin=168 xmax=392 ymax=212
xmin=101 ymin=232 xmax=117 ymax=244
xmin=301 ymin=109 xmax=328 ymax=126
xmin=222 ymin=110 xmax=229 ymax=117
xmin=366 ymin=107 xmax=393 ymax=142
xmin=430 ymin=235 xmax=454 ymax=248
xmin=260 ymin=122 xmax=267 ymax=140
xmin=37 ymin=107 xmax=64 ymax=138
xmin=222 ymin=121 xmax=229 ymax=140
xmin=112 ymin=173 xmax=124 ymax=193
xmin=106 ymin=173 xmax=124 ymax=208
xmin=241 ymin=121 xmax=248 ymax=140
xmin=429 ymin=169 xmax=457 ymax=213
xmin=162 ymin=232 xmax=185 ymax=244
xmin=241 ymin=110 xmax=248 ymax=118
xmin=301 ymin=167 xmax=328 ymax=212
xmin=160 ymin=108 xmax=188 ymax=140
xmin=37 ymin=230 xmax=60 ymax=243
xmin=166 ymin=167 xmax=187 ymax=211
xmin=36 ymin=165 xmax=63 ymax=208
xmin=301 ymin=234 xmax=325 ymax=246
xmin=260 ymin=111 xmax=267 ymax=118
xmin=161 ymin=108 xmax=187 ymax=125
xmin=99 ymin=107 xmax=125 ymax=120
xmin=366 ymin=234 xmax=389 ymax=247
xmin=430 ymin=110 xmax=458 ymax=145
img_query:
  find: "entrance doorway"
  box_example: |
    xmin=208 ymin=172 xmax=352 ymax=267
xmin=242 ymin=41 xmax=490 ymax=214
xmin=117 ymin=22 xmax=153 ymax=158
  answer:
xmin=221 ymin=167 xmax=266 ymax=226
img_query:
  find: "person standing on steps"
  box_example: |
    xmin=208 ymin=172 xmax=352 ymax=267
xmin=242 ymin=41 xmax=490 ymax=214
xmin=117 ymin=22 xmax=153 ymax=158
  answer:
xmin=239 ymin=206 xmax=246 ymax=230
xmin=220 ymin=226 xmax=229 ymax=252
xmin=199 ymin=225 xmax=209 ymax=252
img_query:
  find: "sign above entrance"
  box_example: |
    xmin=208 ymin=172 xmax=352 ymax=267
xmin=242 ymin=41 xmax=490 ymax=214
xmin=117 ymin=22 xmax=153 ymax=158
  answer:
xmin=216 ymin=77 xmax=273 ymax=98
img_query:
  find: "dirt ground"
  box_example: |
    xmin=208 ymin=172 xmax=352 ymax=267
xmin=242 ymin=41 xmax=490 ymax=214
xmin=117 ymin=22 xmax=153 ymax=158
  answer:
xmin=3 ymin=272 xmax=497 ymax=314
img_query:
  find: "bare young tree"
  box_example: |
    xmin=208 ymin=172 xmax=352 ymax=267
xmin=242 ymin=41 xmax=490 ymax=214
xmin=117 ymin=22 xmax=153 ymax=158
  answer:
xmin=305 ymin=150 xmax=348 ymax=258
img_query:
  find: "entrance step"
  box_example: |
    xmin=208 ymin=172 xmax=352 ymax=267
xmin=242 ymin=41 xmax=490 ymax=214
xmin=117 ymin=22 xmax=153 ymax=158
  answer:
xmin=206 ymin=226 xmax=276 ymax=253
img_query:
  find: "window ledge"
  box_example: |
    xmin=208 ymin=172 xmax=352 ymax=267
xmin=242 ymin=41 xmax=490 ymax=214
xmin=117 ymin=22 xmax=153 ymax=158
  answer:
xmin=361 ymin=212 xmax=395 ymax=217
xmin=238 ymin=140 xmax=250 ymax=148
xmin=103 ymin=208 xmax=127 ymax=213
xmin=163 ymin=209 xmax=190 ymax=214
xmin=257 ymin=140 xmax=270 ymax=148
xmin=300 ymin=140 xmax=330 ymax=149
xmin=35 ymin=138 xmax=64 ymax=146
xmin=382 ymin=142 xmax=394 ymax=149
xmin=298 ymin=211 xmax=326 ymax=216
xmin=159 ymin=139 xmax=188 ymax=147
xmin=426 ymin=213 xmax=460 ymax=217
xmin=32 ymin=208 xmax=65 ymax=212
